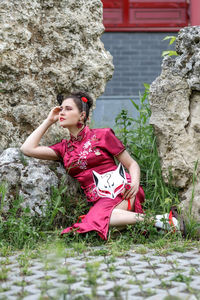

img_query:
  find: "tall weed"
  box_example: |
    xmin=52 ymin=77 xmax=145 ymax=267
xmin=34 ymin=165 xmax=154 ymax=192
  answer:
xmin=115 ymin=84 xmax=179 ymax=214
xmin=184 ymin=160 xmax=200 ymax=239
xmin=0 ymin=186 xmax=40 ymax=249
xmin=0 ymin=182 xmax=7 ymax=215
xmin=41 ymin=176 xmax=89 ymax=230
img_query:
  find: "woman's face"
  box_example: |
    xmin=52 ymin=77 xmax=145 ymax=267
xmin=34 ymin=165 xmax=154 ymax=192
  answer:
xmin=59 ymin=98 xmax=82 ymax=128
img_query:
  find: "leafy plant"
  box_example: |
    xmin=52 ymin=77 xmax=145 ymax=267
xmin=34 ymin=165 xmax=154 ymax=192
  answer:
xmin=162 ymin=35 xmax=178 ymax=57
xmin=0 ymin=186 xmax=40 ymax=249
xmin=0 ymin=266 xmax=9 ymax=281
xmin=114 ymin=84 xmax=179 ymax=214
xmin=19 ymin=152 xmax=28 ymax=166
xmin=42 ymin=177 xmax=68 ymax=230
xmin=0 ymin=181 xmax=8 ymax=215
xmin=115 ymin=110 xmax=134 ymax=147
xmin=183 ymin=160 xmax=200 ymax=239
xmin=85 ymin=261 xmax=102 ymax=297
xmin=41 ymin=176 xmax=89 ymax=231
xmin=189 ymin=160 xmax=198 ymax=215
xmin=171 ymin=273 xmax=192 ymax=284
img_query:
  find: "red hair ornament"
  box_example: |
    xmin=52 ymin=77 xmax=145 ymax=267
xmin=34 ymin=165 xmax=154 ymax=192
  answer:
xmin=81 ymin=97 xmax=88 ymax=103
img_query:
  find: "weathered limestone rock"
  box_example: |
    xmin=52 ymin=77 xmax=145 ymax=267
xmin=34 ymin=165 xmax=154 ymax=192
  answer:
xmin=149 ymin=26 xmax=200 ymax=221
xmin=0 ymin=148 xmax=80 ymax=216
xmin=0 ymin=0 xmax=114 ymax=150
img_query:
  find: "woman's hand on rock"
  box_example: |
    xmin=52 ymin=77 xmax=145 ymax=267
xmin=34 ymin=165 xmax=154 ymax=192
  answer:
xmin=46 ymin=106 xmax=61 ymax=124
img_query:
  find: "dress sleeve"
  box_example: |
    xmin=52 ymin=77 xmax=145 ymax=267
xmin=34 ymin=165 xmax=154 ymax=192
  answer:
xmin=104 ymin=128 xmax=125 ymax=156
xmin=48 ymin=140 xmax=66 ymax=161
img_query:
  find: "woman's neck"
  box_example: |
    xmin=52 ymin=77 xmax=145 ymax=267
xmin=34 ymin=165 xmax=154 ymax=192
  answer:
xmin=68 ymin=125 xmax=85 ymax=138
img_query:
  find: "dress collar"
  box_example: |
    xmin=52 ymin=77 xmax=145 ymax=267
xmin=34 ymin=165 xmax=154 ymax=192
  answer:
xmin=70 ymin=126 xmax=89 ymax=142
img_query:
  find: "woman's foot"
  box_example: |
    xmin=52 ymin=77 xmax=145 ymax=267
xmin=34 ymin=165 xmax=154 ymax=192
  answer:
xmin=155 ymin=213 xmax=179 ymax=232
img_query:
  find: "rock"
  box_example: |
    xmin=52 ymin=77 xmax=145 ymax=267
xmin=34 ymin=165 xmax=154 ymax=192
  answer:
xmin=0 ymin=0 xmax=114 ymax=150
xmin=0 ymin=148 xmax=80 ymax=216
xmin=149 ymin=26 xmax=200 ymax=221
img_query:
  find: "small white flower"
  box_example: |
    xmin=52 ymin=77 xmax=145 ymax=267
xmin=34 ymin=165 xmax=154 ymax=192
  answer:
xmin=84 ymin=141 xmax=91 ymax=149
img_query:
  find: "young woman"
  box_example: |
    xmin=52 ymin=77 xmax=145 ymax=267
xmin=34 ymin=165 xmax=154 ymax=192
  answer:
xmin=20 ymin=91 xmax=180 ymax=239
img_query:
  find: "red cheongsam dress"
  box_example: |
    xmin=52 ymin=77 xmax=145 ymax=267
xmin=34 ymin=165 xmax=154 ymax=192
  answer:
xmin=49 ymin=126 xmax=145 ymax=240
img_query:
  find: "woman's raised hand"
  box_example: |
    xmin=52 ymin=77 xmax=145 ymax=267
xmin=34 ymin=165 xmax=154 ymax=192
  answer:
xmin=47 ymin=106 xmax=61 ymax=124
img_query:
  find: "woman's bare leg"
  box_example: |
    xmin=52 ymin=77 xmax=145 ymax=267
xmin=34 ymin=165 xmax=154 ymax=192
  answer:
xmin=110 ymin=208 xmax=145 ymax=226
xmin=109 ymin=195 xmax=144 ymax=227
xmin=110 ymin=196 xmax=179 ymax=230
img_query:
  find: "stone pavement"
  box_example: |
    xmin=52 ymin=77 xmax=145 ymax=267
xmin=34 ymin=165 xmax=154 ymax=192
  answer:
xmin=0 ymin=245 xmax=200 ymax=300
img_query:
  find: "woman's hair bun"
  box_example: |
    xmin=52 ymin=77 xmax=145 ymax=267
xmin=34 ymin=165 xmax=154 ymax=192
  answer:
xmin=73 ymin=91 xmax=93 ymax=109
xmin=57 ymin=94 xmax=64 ymax=105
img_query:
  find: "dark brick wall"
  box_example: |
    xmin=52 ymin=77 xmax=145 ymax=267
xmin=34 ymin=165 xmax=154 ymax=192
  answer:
xmin=101 ymin=32 xmax=176 ymax=96
xmin=92 ymin=32 xmax=176 ymax=128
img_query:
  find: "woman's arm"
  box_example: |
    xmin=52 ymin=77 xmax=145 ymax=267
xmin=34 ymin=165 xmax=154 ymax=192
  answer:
xmin=20 ymin=106 xmax=61 ymax=160
xmin=116 ymin=150 xmax=140 ymax=200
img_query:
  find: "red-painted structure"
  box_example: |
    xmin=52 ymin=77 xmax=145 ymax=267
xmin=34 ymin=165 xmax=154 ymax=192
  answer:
xmin=102 ymin=0 xmax=190 ymax=31
xmin=190 ymin=0 xmax=200 ymax=25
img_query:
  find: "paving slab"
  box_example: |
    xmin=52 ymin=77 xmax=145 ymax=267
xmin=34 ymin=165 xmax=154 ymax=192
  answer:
xmin=0 ymin=245 xmax=200 ymax=300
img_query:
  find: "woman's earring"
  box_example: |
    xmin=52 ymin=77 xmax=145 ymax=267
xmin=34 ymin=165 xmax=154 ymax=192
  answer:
xmin=77 ymin=121 xmax=83 ymax=129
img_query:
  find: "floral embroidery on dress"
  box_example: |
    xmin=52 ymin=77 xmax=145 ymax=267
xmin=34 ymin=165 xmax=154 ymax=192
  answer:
xmin=84 ymin=184 xmax=100 ymax=202
xmin=77 ymin=135 xmax=100 ymax=169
